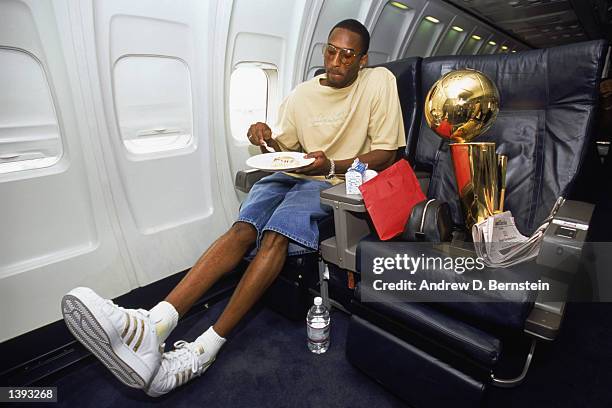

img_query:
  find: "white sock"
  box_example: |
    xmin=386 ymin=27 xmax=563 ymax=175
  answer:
xmin=194 ymin=326 xmax=226 ymax=363
xmin=149 ymin=301 xmax=179 ymax=344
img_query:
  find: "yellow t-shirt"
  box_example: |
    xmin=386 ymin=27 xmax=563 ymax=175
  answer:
xmin=272 ymin=67 xmax=406 ymax=184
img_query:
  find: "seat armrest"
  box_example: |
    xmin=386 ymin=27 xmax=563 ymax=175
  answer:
xmin=525 ymin=295 xmax=567 ymax=341
xmin=320 ymin=183 xmax=371 ymax=271
xmin=536 ymin=199 xmax=594 ymax=274
xmin=235 ymin=169 xmax=269 ymax=193
xmin=320 ymin=182 xmax=365 ymax=210
xmin=319 ymin=170 xmax=432 ymax=271
xmin=527 ymin=200 xmax=594 ymax=340
xmin=318 ymin=170 xmax=431 ymax=209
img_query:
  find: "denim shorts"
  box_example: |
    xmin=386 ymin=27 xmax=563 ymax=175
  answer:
xmin=236 ymin=172 xmax=332 ymax=256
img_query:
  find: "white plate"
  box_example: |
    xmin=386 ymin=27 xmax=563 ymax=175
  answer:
xmin=246 ymin=152 xmax=315 ymax=172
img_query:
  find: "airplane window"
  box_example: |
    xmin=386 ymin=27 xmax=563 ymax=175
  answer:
xmin=0 ymin=47 xmax=62 ymax=174
xmin=113 ymin=56 xmax=193 ymax=155
xmin=229 ymin=66 xmax=270 ymax=144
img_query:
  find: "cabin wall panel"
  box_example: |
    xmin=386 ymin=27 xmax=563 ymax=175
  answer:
xmin=0 ymin=0 xmax=133 ymax=341
xmin=434 ymin=17 xmax=468 ymax=56
xmin=400 ymin=1 xmax=454 ymax=58
xmin=369 ymin=2 xmax=416 ymax=64
xmin=90 ymin=0 xmax=230 ymax=286
xmin=223 ymin=0 xmax=309 ymax=189
xmin=482 ymin=33 xmax=503 ymax=54
xmin=304 ymin=0 xmax=367 ymax=79
xmin=459 ymin=25 xmax=493 ymax=55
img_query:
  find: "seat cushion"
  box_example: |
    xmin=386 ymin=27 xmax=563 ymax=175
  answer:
xmin=347 ymin=315 xmax=487 ymax=408
xmin=356 ymin=283 xmax=501 ymax=367
xmin=355 ymin=235 xmax=539 ymax=331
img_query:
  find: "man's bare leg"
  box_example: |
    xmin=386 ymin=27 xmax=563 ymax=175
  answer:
xmin=141 ymin=230 xmax=290 ymax=396
xmin=60 ymin=221 xmax=257 ymax=392
xmin=164 ymin=221 xmax=258 ymax=317
xmin=213 ymin=230 xmax=289 ymax=337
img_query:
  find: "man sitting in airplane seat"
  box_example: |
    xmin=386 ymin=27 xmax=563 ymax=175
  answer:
xmin=61 ymin=19 xmax=405 ymax=397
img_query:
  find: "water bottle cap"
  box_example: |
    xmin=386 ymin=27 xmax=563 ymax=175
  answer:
xmin=314 ymin=297 xmax=322 ymax=306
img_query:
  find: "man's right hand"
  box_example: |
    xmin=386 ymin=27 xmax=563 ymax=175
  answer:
xmin=247 ymin=122 xmax=272 ymax=146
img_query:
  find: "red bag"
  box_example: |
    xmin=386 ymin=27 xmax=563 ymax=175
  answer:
xmin=359 ymin=160 xmax=426 ymax=240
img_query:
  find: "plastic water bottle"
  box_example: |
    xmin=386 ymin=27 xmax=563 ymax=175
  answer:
xmin=307 ymin=296 xmax=330 ymax=354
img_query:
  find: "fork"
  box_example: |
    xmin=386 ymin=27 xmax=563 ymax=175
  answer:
xmin=261 ymin=140 xmax=276 ymax=153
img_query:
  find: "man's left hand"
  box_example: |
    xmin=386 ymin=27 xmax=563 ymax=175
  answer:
xmin=294 ymin=151 xmax=331 ymax=176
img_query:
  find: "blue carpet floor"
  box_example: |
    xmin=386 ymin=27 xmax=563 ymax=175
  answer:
xmin=48 ymin=299 xmax=408 ymax=408
xmin=44 ymin=298 xmax=612 ymax=407
xmin=487 ymin=302 xmax=612 ymax=408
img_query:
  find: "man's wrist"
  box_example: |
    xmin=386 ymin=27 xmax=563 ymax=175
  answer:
xmin=266 ymin=138 xmax=279 ymax=151
xmin=325 ymin=159 xmax=335 ymax=179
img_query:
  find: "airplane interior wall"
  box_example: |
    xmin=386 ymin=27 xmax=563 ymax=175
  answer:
xmin=0 ymin=0 xmax=528 ymax=343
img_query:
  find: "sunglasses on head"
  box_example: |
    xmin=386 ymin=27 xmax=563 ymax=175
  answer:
xmin=322 ymin=43 xmax=362 ymax=66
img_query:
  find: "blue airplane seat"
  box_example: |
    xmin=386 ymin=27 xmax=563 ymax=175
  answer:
xmin=337 ymin=40 xmax=609 ymax=407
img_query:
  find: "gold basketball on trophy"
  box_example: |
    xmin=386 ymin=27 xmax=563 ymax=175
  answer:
xmin=424 ymin=69 xmax=500 ymax=143
xmin=424 ymin=69 xmax=506 ymax=229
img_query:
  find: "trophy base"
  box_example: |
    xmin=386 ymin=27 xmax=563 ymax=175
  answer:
xmin=450 ymin=142 xmax=502 ymax=229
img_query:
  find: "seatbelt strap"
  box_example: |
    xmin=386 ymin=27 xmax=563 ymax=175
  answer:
xmin=318 ymin=257 xmax=330 ymax=310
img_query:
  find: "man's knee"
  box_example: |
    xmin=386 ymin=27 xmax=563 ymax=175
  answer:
xmin=260 ymin=230 xmax=289 ymax=252
xmin=228 ymin=222 xmax=257 ymax=245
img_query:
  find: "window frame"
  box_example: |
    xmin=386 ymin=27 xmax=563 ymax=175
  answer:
xmin=111 ymin=53 xmax=196 ymax=158
xmin=0 ymin=46 xmax=64 ymax=175
xmin=228 ymin=61 xmax=279 ymax=145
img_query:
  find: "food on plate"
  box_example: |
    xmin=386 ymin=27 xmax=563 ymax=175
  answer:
xmin=271 ymin=155 xmax=297 ymax=168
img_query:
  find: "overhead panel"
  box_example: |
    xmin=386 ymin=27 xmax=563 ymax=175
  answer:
xmin=444 ymin=0 xmax=580 ymax=48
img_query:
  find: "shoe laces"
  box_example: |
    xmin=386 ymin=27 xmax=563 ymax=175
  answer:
xmin=162 ymin=340 xmax=203 ymax=375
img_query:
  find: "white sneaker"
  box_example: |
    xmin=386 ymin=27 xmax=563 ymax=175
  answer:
xmin=145 ymin=340 xmax=215 ymax=397
xmin=61 ymin=287 xmax=162 ymax=389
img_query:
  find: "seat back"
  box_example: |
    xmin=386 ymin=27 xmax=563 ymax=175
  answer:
xmin=316 ymin=58 xmax=423 ymax=161
xmin=413 ymin=40 xmax=608 ymax=235
xmin=373 ymin=57 xmax=422 ymax=162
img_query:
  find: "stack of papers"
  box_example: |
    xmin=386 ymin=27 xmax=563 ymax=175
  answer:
xmin=472 ymin=197 xmax=565 ymax=268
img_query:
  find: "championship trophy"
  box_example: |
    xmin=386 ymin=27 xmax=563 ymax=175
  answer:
xmin=424 ymin=69 xmax=507 ymax=229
